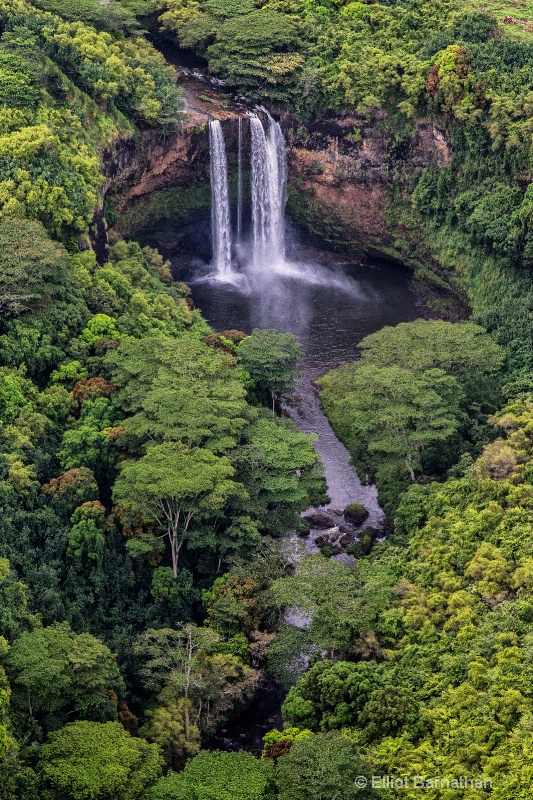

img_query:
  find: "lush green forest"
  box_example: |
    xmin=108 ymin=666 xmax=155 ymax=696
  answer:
xmin=2 ymin=0 xmax=533 ymax=798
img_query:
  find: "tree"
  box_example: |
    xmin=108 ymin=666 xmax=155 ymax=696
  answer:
xmin=6 ymin=622 xmax=124 ymax=734
xmin=232 ymin=412 xmax=326 ymax=534
xmin=135 ymin=625 xmax=259 ymax=739
xmin=110 ymin=336 xmax=249 ymax=452
xmin=357 ymin=320 xmax=505 ymax=407
xmin=281 ymin=660 xmax=383 ymax=732
xmin=0 ymin=640 xmax=13 ymax=761
xmin=38 ymin=720 xmax=163 ymax=800
xmin=139 ymin=695 xmax=201 ymax=770
xmin=0 ymin=219 xmax=77 ymax=315
xmin=146 ymin=750 xmax=275 ymax=800
xmin=320 ymin=364 xmax=462 ymax=482
xmin=0 ymin=557 xmax=32 ymax=641
xmin=269 ymin=556 xmax=394 ymax=663
xmin=275 ymin=731 xmax=376 ymax=800
xmin=238 ymin=329 xmax=301 ymax=410
xmin=206 ymin=9 xmax=303 ymax=103
xmin=67 ymin=501 xmax=106 ymax=572
xmin=113 ymin=442 xmax=244 ymax=577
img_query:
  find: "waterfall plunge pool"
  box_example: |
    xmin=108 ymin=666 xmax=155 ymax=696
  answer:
xmin=174 ymin=243 xmax=420 ymax=519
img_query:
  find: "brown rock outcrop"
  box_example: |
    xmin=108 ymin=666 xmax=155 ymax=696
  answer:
xmin=284 ymin=110 xmax=451 ymax=258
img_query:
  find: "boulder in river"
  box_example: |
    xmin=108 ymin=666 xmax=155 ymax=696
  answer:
xmin=339 ymin=532 xmax=356 ymax=547
xmin=303 ymin=511 xmax=336 ymax=529
xmin=339 ymin=524 xmax=356 ymax=534
xmin=344 ymin=502 xmax=369 ymax=526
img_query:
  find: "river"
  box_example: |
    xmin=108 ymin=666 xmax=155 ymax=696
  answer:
xmin=172 ymin=243 xmax=420 ymax=752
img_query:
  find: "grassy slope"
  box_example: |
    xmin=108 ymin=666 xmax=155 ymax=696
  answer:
xmin=469 ymin=0 xmax=533 ymax=40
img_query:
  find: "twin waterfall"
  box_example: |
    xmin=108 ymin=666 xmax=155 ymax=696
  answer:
xmin=208 ymin=112 xmax=287 ymax=278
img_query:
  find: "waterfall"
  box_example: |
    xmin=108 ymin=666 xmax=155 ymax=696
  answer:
xmin=249 ymin=111 xmax=287 ymax=269
xmin=209 ymin=119 xmax=232 ymax=277
xmin=237 ymin=116 xmax=243 ymax=244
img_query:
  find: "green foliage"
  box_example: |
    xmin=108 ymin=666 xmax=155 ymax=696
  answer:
xmin=269 ymin=555 xmax=395 ymax=666
xmin=319 ymin=320 xmax=504 ymax=512
xmin=0 ymin=558 xmax=32 ymax=641
xmin=38 ymin=720 xmax=163 ymax=800
xmin=30 ymin=0 xmax=139 ymax=34
xmin=0 ymin=219 xmax=77 ymax=315
xmin=6 ymin=622 xmax=124 ymax=735
xmin=135 ymin=625 xmax=259 ymax=741
xmin=107 ymin=334 xmax=248 ymax=452
xmin=268 ymin=396 xmax=533 ymax=798
xmin=158 ymin=0 xmax=302 ymax=102
xmin=238 ymin=329 xmax=301 ymax=410
xmin=0 ymin=213 xmax=324 ymax=788
xmin=147 ymin=750 xmax=275 ymax=800
xmin=114 ymin=441 xmax=244 ymax=577
xmin=262 ymin=726 xmax=312 ymax=761
xmin=275 ymin=731 xmax=376 ymax=800
xmin=0 ymin=0 xmax=182 ymax=244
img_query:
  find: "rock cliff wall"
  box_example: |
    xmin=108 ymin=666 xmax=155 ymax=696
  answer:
xmin=98 ymin=77 xmax=246 ymax=254
xmin=98 ymin=75 xmax=459 ymax=306
xmin=283 ymin=111 xmax=450 ymax=261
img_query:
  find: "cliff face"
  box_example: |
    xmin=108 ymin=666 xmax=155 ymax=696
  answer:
xmin=100 ymin=76 xmax=453 ymax=290
xmin=99 ymin=77 xmax=246 ymax=252
xmin=283 ymin=111 xmax=451 ymax=261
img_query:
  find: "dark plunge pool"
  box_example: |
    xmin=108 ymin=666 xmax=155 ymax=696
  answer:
xmin=174 ymin=245 xmax=421 ymax=518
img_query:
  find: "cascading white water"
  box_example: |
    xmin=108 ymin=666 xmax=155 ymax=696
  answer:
xmin=209 ymin=119 xmax=232 ymax=277
xmin=249 ymin=111 xmax=288 ymax=270
xmin=237 ymin=116 xmax=243 ymax=243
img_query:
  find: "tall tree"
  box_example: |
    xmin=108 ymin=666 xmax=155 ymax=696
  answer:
xmin=113 ymin=442 xmax=244 ymax=577
xmin=6 ymin=622 xmax=124 ymax=735
xmin=357 ymin=320 xmax=505 ymax=407
xmin=146 ymin=749 xmax=274 ymax=800
xmin=38 ymin=720 xmax=163 ymax=800
xmin=238 ymin=329 xmax=301 ymax=411
xmin=275 ymin=731 xmax=376 ymax=800
xmin=320 ymin=364 xmax=462 ymax=482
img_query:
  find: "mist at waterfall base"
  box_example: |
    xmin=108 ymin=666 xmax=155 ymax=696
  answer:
xmin=195 ymin=114 xmax=419 ymax=371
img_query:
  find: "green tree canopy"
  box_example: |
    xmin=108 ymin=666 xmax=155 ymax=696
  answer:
xmin=275 ymin=731 xmax=376 ymax=800
xmin=113 ymin=442 xmax=244 ymax=577
xmin=108 ymin=336 xmax=250 ymax=453
xmin=357 ymin=320 xmax=505 ymax=407
xmin=38 ymin=720 xmax=163 ymax=800
xmin=146 ymin=749 xmax=275 ymax=800
xmin=238 ymin=329 xmax=301 ymax=410
xmin=6 ymin=622 xmax=124 ymax=734
xmin=0 ymin=219 xmax=78 ymax=315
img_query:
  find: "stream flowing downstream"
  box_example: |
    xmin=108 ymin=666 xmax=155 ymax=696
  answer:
xmin=179 ymin=245 xmax=421 ymax=753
